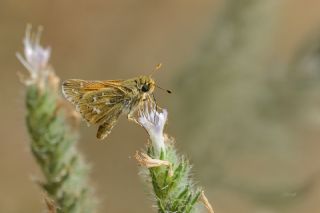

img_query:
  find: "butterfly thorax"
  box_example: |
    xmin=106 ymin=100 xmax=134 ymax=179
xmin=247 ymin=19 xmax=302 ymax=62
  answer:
xmin=120 ymin=75 xmax=155 ymax=112
xmin=125 ymin=75 xmax=155 ymax=94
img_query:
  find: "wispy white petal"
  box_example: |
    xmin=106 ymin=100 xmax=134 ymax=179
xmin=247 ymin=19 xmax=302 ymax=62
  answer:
xmin=137 ymin=102 xmax=168 ymax=154
xmin=16 ymin=24 xmax=51 ymax=85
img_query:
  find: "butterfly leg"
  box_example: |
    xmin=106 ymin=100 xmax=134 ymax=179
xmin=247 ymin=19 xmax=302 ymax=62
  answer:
xmin=127 ymin=110 xmax=137 ymax=121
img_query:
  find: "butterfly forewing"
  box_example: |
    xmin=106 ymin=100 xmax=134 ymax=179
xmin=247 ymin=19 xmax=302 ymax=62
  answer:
xmin=62 ymin=79 xmax=131 ymax=139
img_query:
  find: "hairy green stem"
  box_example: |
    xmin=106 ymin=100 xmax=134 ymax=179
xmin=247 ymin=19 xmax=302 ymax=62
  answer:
xmin=25 ymin=83 xmax=95 ymax=213
xmin=138 ymin=143 xmax=203 ymax=212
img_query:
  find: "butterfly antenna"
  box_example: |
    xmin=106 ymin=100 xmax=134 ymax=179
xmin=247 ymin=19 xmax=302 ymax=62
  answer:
xmin=150 ymin=63 xmax=162 ymax=76
xmin=151 ymin=63 xmax=172 ymax=94
xmin=155 ymin=84 xmax=172 ymax=94
xmin=154 ymin=63 xmax=162 ymax=72
xmin=151 ymin=93 xmax=158 ymax=121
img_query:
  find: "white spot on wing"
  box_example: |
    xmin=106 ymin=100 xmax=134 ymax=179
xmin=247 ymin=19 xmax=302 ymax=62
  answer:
xmin=72 ymin=89 xmax=79 ymax=94
xmin=93 ymin=107 xmax=101 ymax=114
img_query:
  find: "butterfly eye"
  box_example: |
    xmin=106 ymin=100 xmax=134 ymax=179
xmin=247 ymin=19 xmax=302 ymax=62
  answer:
xmin=141 ymin=84 xmax=149 ymax=92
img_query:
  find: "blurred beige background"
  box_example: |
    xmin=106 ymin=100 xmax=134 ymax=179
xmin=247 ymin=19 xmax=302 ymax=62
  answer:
xmin=2 ymin=0 xmax=320 ymax=212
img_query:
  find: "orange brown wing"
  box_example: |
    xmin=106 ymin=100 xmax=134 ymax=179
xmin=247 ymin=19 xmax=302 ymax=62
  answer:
xmin=62 ymin=79 xmax=126 ymax=124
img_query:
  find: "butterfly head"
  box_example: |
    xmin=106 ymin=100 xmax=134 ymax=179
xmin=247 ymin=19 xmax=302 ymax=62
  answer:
xmin=138 ymin=75 xmax=156 ymax=94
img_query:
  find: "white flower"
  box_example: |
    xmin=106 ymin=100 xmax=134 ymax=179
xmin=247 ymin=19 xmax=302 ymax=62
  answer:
xmin=16 ymin=24 xmax=51 ymax=85
xmin=137 ymin=102 xmax=168 ymax=154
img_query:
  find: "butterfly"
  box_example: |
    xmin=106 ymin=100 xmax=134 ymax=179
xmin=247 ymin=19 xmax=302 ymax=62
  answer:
xmin=62 ymin=66 xmax=170 ymax=140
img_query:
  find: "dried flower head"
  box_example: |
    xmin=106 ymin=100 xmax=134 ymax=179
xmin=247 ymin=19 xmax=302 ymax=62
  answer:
xmin=43 ymin=194 xmax=57 ymax=213
xmin=135 ymin=151 xmax=168 ymax=167
xmin=200 ymin=191 xmax=215 ymax=213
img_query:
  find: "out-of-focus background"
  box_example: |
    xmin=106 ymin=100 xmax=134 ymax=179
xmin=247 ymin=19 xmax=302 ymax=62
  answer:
xmin=2 ymin=0 xmax=320 ymax=212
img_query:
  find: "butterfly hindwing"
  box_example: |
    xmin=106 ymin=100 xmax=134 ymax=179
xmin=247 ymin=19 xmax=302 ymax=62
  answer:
xmin=96 ymin=104 xmax=123 ymax=139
